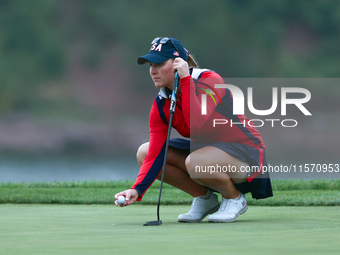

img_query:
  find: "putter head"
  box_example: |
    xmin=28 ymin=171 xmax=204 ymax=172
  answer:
xmin=143 ymin=220 xmax=162 ymax=226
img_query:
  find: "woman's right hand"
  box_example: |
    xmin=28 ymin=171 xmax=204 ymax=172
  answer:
xmin=114 ymin=189 xmax=139 ymax=207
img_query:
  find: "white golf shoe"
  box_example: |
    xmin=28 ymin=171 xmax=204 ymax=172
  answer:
xmin=208 ymin=192 xmax=248 ymax=223
xmin=178 ymin=190 xmax=219 ymax=223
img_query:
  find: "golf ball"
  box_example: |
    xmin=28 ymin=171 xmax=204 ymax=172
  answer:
xmin=117 ymin=195 xmax=125 ymax=204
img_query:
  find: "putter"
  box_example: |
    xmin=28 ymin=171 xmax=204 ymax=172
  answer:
xmin=144 ymin=71 xmax=180 ymax=226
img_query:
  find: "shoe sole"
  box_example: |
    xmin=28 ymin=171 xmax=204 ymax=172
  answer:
xmin=208 ymin=205 xmax=248 ymax=223
xmin=178 ymin=203 xmax=220 ymax=223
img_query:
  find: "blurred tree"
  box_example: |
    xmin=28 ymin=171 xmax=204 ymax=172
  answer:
xmin=0 ymin=0 xmax=65 ymax=111
xmin=1 ymin=0 xmax=340 ymax=113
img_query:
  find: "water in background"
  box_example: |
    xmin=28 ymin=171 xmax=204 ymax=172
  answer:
xmin=0 ymin=154 xmax=338 ymax=183
xmin=0 ymin=155 xmax=139 ymax=183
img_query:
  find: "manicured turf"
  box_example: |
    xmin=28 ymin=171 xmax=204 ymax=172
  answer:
xmin=1 ymin=179 xmax=340 ymax=205
xmin=0 ymin=204 xmax=339 ymax=255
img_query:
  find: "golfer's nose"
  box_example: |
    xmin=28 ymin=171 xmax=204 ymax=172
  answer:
xmin=150 ymin=66 xmax=157 ymax=75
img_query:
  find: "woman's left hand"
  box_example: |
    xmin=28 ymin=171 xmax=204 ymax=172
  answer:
xmin=173 ymin=58 xmax=190 ymax=79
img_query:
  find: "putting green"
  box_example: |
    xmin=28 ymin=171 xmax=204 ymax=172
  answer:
xmin=0 ymin=204 xmax=339 ymax=255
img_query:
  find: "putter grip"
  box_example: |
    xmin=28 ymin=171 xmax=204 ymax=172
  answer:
xmin=169 ymin=72 xmax=179 ymax=113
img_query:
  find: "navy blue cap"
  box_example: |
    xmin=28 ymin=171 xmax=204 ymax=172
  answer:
xmin=137 ymin=37 xmax=188 ymax=65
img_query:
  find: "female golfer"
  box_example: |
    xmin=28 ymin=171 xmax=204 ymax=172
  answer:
xmin=115 ymin=37 xmax=273 ymax=223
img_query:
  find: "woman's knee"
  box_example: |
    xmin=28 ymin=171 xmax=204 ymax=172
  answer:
xmin=185 ymin=153 xmax=210 ymax=176
xmin=185 ymin=154 xmax=191 ymax=174
xmin=185 ymin=154 xmax=203 ymax=179
xmin=136 ymin=142 xmax=149 ymax=166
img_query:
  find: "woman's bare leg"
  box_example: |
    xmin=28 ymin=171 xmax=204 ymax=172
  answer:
xmin=136 ymin=142 xmax=207 ymax=197
xmin=185 ymin=146 xmax=249 ymax=199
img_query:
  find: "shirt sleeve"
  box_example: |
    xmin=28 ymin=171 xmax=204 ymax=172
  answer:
xmin=181 ymin=71 xmax=226 ymax=130
xmin=131 ymin=98 xmax=168 ymax=201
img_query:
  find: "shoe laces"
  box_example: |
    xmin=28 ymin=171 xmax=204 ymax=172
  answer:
xmin=219 ymin=198 xmax=230 ymax=212
xmin=189 ymin=197 xmax=201 ymax=212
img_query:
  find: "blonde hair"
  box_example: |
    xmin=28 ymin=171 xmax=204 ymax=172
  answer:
xmin=187 ymin=54 xmax=198 ymax=68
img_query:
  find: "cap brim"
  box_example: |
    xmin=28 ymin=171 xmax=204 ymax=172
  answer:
xmin=137 ymin=53 xmax=170 ymax=65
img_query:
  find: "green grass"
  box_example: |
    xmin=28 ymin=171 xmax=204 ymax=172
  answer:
xmin=0 ymin=204 xmax=339 ymax=255
xmin=1 ymin=179 xmax=340 ymax=205
xmin=1 ymin=179 xmax=339 ymax=189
